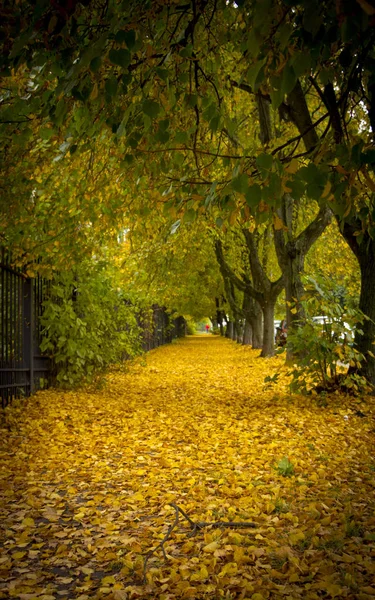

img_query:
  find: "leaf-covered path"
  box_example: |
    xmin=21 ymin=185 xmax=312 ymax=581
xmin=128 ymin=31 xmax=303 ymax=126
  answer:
xmin=1 ymin=336 xmax=375 ymax=600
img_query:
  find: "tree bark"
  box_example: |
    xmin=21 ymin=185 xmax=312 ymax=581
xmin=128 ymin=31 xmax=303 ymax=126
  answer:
xmin=215 ymin=297 xmax=225 ymax=336
xmin=274 ymin=197 xmax=332 ymax=359
xmin=242 ymin=229 xmax=285 ymax=356
xmin=251 ymin=311 xmax=263 ymax=349
xmin=242 ymin=319 xmax=252 ymax=345
xmin=341 ymin=222 xmax=375 ymax=385
xmin=242 ymin=292 xmax=263 ymax=348
xmin=262 ymin=301 xmax=276 ymax=358
xmin=215 ymin=237 xmax=283 ymax=356
xmin=226 ymin=321 xmax=233 ymax=339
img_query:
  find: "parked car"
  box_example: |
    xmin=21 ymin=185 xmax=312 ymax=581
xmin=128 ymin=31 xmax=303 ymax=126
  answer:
xmin=312 ymin=315 xmax=354 ymax=344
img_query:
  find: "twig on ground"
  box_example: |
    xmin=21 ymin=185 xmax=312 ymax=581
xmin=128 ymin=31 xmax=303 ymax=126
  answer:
xmin=142 ymin=503 xmax=257 ymax=583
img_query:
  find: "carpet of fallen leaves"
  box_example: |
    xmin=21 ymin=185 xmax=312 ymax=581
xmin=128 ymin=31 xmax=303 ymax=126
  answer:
xmin=1 ymin=335 xmax=375 ymax=600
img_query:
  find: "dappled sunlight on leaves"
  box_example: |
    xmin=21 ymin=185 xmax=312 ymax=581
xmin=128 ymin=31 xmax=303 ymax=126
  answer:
xmin=1 ymin=336 xmax=375 ymax=599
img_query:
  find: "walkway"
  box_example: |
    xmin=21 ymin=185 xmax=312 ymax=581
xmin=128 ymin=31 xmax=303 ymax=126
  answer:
xmin=1 ymin=336 xmax=374 ymax=599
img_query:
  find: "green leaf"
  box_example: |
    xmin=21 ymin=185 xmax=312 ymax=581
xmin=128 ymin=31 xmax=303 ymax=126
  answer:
xmin=265 ymin=172 xmax=282 ymax=203
xmin=278 ymin=23 xmax=293 ymax=49
xmin=109 ymin=48 xmax=131 ymax=68
xmin=39 ymin=127 xmax=55 ymax=140
xmin=245 ymin=184 xmax=262 ymax=207
xmin=142 ymin=99 xmax=160 ymax=119
xmin=209 ymin=115 xmax=220 ymax=132
xmin=105 ymin=77 xmax=118 ymax=98
xmin=174 ymin=131 xmax=189 ymax=143
xmin=155 ymin=129 xmax=170 ymax=144
xmin=247 ymin=58 xmax=266 ymax=91
xmin=183 ymin=208 xmax=196 ymax=223
xmin=270 ymin=75 xmax=284 ymax=109
xmin=179 ymin=44 xmax=193 ymax=58
xmin=115 ymin=29 xmax=136 ymax=48
xmin=287 ymin=178 xmax=306 ymax=200
xmin=90 ymin=56 xmax=102 ymax=72
xmin=156 ymin=68 xmax=169 ymax=81
xmin=122 ymin=72 xmax=132 ymax=87
xmin=185 ymin=93 xmax=198 ymax=108
xmin=291 ymin=53 xmax=312 ymax=78
xmin=298 ymin=163 xmax=320 ymax=185
xmin=122 ymin=154 xmax=134 ymax=165
xmin=159 ymin=119 xmax=169 ymax=131
xmin=256 ymin=153 xmax=273 ymax=171
xmin=203 ymin=102 xmax=218 ymax=122
xmin=247 ymin=29 xmax=261 ymax=56
xmin=54 ymin=98 xmax=68 ymax=125
xmin=281 ymin=64 xmax=296 ymax=96
xmin=231 ymin=173 xmax=249 ymax=194
xmin=306 ymin=182 xmax=323 ymax=200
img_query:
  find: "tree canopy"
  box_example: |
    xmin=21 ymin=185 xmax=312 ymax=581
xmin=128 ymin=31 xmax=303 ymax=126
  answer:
xmin=1 ymin=0 xmax=375 ymax=383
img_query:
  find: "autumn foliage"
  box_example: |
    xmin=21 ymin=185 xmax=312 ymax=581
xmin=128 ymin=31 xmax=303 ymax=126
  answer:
xmin=1 ymin=336 xmax=375 ymax=599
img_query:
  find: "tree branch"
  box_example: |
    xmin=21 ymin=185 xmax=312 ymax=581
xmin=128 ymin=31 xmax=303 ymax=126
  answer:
xmin=143 ymin=503 xmax=257 ymax=583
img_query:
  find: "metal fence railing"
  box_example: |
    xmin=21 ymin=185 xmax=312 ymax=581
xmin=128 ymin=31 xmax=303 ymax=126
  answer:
xmin=1 ymin=250 xmax=186 ymax=407
xmin=0 ymin=250 xmax=50 ymax=407
xmin=141 ymin=307 xmax=186 ymax=351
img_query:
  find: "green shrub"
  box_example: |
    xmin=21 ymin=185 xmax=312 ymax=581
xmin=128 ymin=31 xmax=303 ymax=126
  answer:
xmin=185 ymin=318 xmax=196 ymax=335
xmin=40 ymin=265 xmax=142 ymax=387
xmin=286 ymin=276 xmax=369 ymax=395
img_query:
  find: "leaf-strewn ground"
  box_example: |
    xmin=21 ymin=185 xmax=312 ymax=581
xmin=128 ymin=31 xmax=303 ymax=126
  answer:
xmin=1 ymin=336 xmax=375 ymax=600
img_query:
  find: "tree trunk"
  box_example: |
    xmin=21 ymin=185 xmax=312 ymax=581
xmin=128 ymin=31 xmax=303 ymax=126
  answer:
xmin=251 ymin=309 xmax=263 ymax=349
xmin=215 ymin=297 xmax=225 ymax=336
xmin=261 ymin=301 xmax=276 ymax=357
xmin=226 ymin=321 xmax=234 ymax=339
xmin=236 ymin=320 xmax=243 ymax=343
xmin=219 ymin=318 xmax=224 ymax=336
xmin=274 ymin=198 xmax=332 ymax=360
xmin=215 ymin=236 xmax=283 ymax=357
xmin=342 ymin=223 xmax=375 ymax=385
xmin=243 ymin=293 xmax=263 ymax=348
xmin=242 ymin=319 xmax=252 ymax=345
xmin=355 ymin=252 xmax=375 ymax=384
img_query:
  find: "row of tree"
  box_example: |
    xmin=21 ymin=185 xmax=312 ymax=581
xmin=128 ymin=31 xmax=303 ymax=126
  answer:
xmin=0 ymin=0 xmax=374 ymax=384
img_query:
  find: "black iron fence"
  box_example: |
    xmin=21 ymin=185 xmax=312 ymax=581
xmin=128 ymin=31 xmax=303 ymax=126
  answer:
xmin=141 ymin=306 xmax=186 ymax=351
xmin=1 ymin=250 xmax=186 ymax=407
xmin=0 ymin=250 xmax=50 ymax=407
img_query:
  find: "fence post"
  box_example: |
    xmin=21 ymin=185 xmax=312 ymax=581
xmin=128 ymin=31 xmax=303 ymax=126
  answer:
xmin=22 ymin=279 xmax=34 ymax=394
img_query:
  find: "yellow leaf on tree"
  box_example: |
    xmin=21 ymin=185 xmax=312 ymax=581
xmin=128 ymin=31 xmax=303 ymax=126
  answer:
xmin=322 ymin=181 xmax=332 ymax=198
xmin=273 ymin=214 xmax=285 ymax=231
xmin=285 ymin=158 xmax=299 ymax=174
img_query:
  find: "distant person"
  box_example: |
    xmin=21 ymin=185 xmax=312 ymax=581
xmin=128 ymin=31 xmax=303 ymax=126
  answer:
xmin=205 ymin=324 xmax=210 ymax=333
